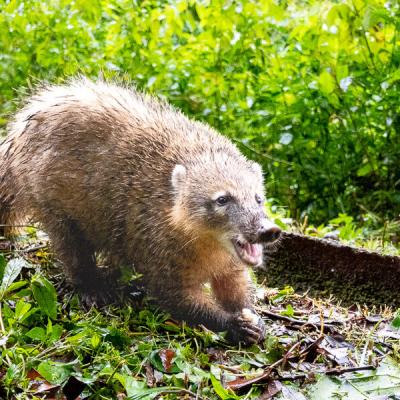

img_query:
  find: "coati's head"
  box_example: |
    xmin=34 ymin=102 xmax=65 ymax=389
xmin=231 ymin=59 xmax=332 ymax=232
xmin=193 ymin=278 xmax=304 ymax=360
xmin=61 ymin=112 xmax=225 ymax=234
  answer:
xmin=170 ymin=153 xmax=281 ymax=267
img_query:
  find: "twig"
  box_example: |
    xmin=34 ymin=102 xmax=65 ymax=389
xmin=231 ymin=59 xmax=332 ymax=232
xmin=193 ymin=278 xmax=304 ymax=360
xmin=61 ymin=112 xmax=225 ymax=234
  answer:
xmin=325 ymin=365 xmax=375 ymax=376
xmin=276 ymin=365 xmax=375 ymax=382
xmin=167 ymin=389 xmax=204 ymax=400
xmin=232 ymin=138 xmax=293 ymax=166
xmin=21 ymin=244 xmax=48 ymax=253
xmin=261 ymin=310 xmax=342 ymax=333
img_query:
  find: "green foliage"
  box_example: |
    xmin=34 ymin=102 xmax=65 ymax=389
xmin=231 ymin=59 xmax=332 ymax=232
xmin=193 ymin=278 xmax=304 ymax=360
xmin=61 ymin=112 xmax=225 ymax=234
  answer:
xmin=0 ymin=0 xmax=400 ymax=224
xmin=31 ymin=274 xmax=58 ymax=320
xmin=37 ymin=360 xmax=74 ymax=385
xmin=308 ymin=358 xmax=400 ymax=399
xmin=0 ymin=258 xmax=29 ymax=300
xmin=0 ymin=242 xmax=399 ymax=398
xmin=392 ymin=309 xmax=400 ymax=329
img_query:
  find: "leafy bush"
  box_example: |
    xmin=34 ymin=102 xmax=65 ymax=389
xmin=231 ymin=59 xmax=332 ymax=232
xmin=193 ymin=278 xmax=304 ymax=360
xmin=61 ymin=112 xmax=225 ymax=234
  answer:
xmin=1 ymin=0 xmax=399 ymax=223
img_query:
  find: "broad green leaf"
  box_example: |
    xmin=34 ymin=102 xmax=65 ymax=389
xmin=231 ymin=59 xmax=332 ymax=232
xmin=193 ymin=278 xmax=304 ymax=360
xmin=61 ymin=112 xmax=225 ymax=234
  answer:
xmin=0 ymin=258 xmax=29 ymax=299
xmin=116 ymin=374 xmax=180 ymax=399
xmin=48 ymin=324 xmax=63 ymax=343
xmin=31 ymin=275 xmax=57 ymax=320
xmin=25 ymin=327 xmax=46 ymax=342
xmin=391 ymin=310 xmax=400 ymax=329
xmin=357 ymin=163 xmax=372 ymax=177
xmin=37 ymin=361 xmax=73 ymax=385
xmin=46 ymin=319 xmax=63 ymax=342
xmin=14 ymin=300 xmax=31 ymax=321
xmin=318 ymin=71 xmax=336 ymax=94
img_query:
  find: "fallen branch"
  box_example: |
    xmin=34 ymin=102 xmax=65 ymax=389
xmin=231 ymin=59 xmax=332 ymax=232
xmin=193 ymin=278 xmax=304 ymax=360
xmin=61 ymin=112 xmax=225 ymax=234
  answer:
xmin=261 ymin=232 xmax=400 ymax=306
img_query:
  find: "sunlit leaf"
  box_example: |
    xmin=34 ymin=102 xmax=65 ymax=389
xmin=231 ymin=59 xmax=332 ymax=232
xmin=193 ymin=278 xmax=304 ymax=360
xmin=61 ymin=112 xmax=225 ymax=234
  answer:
xmin=0 ymin=258 xmax=29 ymax=299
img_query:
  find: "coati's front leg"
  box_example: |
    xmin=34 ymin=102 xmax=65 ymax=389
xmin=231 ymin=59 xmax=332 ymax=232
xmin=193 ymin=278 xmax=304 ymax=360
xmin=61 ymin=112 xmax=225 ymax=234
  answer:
xmin=148 ymin=270 xmax=264 ymax=345
xmin=212 ymin=269 xmax=266 ymax=344
xmin=42 ymin=213 xmax=114 ymax=306
xmin=211 ymin=269 xmax=254 ymax=312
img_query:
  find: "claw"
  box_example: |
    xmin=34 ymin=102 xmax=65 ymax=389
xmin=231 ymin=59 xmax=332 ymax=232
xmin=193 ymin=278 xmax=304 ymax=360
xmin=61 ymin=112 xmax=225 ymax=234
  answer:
xmin=227 ymin=311 xmax=267 ymax=345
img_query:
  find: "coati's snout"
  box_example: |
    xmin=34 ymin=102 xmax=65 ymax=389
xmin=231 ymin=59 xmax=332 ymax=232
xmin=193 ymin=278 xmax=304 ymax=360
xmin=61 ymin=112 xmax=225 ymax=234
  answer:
xmin=257 ymin=218 xmax=282 ymax=243
xmin=171 ymin=162 xmax=281 ymax=267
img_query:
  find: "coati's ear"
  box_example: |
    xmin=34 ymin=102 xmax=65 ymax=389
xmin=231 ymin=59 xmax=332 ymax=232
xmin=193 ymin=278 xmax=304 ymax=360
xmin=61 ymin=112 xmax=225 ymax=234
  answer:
xmin=250 ymin=162 xmax=263 ymax=176
xmin=171 ymin=164 xmax=187 ymax=190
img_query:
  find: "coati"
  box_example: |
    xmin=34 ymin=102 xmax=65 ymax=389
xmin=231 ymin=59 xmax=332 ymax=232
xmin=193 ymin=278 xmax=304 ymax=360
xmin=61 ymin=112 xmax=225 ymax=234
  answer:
xmin=0 ymin=78 xmax=281 ymax=344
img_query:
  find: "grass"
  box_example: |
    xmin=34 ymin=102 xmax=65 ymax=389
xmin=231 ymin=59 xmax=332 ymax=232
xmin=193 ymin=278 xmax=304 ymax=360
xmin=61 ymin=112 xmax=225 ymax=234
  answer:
xmin=0 ymin=223 xmax=400 ymax=399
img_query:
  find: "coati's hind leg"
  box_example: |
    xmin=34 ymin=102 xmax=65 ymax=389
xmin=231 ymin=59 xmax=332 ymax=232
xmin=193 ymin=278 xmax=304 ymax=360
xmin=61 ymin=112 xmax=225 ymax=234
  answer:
xmin=42 ymin=213 xmax=115 ymax=307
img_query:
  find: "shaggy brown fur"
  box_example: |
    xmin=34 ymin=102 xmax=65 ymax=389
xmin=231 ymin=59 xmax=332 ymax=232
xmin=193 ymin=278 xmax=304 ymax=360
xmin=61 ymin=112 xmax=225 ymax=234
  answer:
xmin=0 ymin=78 xmax=280 ymax=344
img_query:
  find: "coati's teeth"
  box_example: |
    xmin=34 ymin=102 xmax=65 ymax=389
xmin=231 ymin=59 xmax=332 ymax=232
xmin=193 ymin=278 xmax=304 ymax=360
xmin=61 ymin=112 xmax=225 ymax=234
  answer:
xmin=232 ymin=238 xmax=263 ymax=266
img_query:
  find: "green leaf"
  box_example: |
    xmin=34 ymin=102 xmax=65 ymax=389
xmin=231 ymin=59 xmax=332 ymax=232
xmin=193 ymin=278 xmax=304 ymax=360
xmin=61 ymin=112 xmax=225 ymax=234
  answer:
xmin=210 ymin=374 xmax=239 ymax=400
xmin=116 ymin=374 xmax=178 ymax=399
xmin=357 ymin=163 xmax=372 ymax=177
xmin=281 ymin=304 xmax=294 ymax=318
xmin=391 ymin=309 xmax=400 ymax=329
xmin=25 ymin=327 xmax=46 ymax=342
xmin=91 ymin=333 xmax=101 ymax=349
xmin=318 ymin=70 xmax=336 ymax=94
xmin=37 ymin=360 xmax=73 ymax=385
xmin=14 ymin=299 xmax=31 ymax=321
xmin=6 ymin=280 xmax=28 ymax=293
xmin=31 ymin=275 xmax=57 ymax=320
xmin=48 ymin=324 xmax=63 ymax=343
xmin=0 ymin=258 xmax=28 ymax=299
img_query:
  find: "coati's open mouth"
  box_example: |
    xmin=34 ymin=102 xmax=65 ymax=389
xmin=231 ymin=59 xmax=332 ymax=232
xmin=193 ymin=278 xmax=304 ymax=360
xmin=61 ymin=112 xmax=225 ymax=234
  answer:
xmin=232 ymin=239 xmax=263 ymax=266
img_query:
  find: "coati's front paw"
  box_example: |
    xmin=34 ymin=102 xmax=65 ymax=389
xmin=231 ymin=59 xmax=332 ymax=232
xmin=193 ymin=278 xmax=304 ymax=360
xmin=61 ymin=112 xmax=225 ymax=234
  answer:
xmin=226 ymin=308 xmax=266 ymax=345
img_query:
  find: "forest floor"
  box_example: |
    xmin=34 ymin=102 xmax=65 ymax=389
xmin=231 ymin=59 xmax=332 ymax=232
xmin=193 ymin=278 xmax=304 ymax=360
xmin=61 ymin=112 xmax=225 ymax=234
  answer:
xmin=0 ymin=228 xmax=399 ymax=400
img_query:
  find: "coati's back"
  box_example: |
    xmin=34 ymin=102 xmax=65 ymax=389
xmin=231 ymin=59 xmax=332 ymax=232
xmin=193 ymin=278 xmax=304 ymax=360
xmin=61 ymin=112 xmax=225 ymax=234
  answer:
xmin=1 ymin=78 xmax=247 ymax=252
xmin=0 ymin=78 xmax=207 ymax=244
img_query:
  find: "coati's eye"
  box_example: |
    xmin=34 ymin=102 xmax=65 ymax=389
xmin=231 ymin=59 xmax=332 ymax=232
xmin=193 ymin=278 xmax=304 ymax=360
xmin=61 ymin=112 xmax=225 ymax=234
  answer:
xmin=255 ymin=194 xmax=263 ymax=205
xmin=216 ymin=196 xmax=230 ymax=206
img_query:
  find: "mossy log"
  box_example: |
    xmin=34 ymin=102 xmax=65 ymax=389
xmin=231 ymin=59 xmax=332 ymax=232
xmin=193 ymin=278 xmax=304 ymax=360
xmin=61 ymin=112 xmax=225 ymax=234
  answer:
xmin=260 ymin=232 xmax=400 ymax=306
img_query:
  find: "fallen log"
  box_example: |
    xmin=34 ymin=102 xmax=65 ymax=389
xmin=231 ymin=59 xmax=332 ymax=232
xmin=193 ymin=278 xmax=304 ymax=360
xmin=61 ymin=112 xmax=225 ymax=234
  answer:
xmin=261 ymin=232 xmax=400 ymax=306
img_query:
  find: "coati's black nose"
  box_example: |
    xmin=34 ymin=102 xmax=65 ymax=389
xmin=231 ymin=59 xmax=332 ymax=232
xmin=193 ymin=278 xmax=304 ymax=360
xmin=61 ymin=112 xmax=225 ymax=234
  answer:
xmin=258 ymin=221 xmax=281 ymax=243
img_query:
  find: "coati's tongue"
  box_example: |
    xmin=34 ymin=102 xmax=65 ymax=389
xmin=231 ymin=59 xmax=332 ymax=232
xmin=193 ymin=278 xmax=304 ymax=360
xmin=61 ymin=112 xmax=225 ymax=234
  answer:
xmin=244 ymin=242 xmax=262 ymax=258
